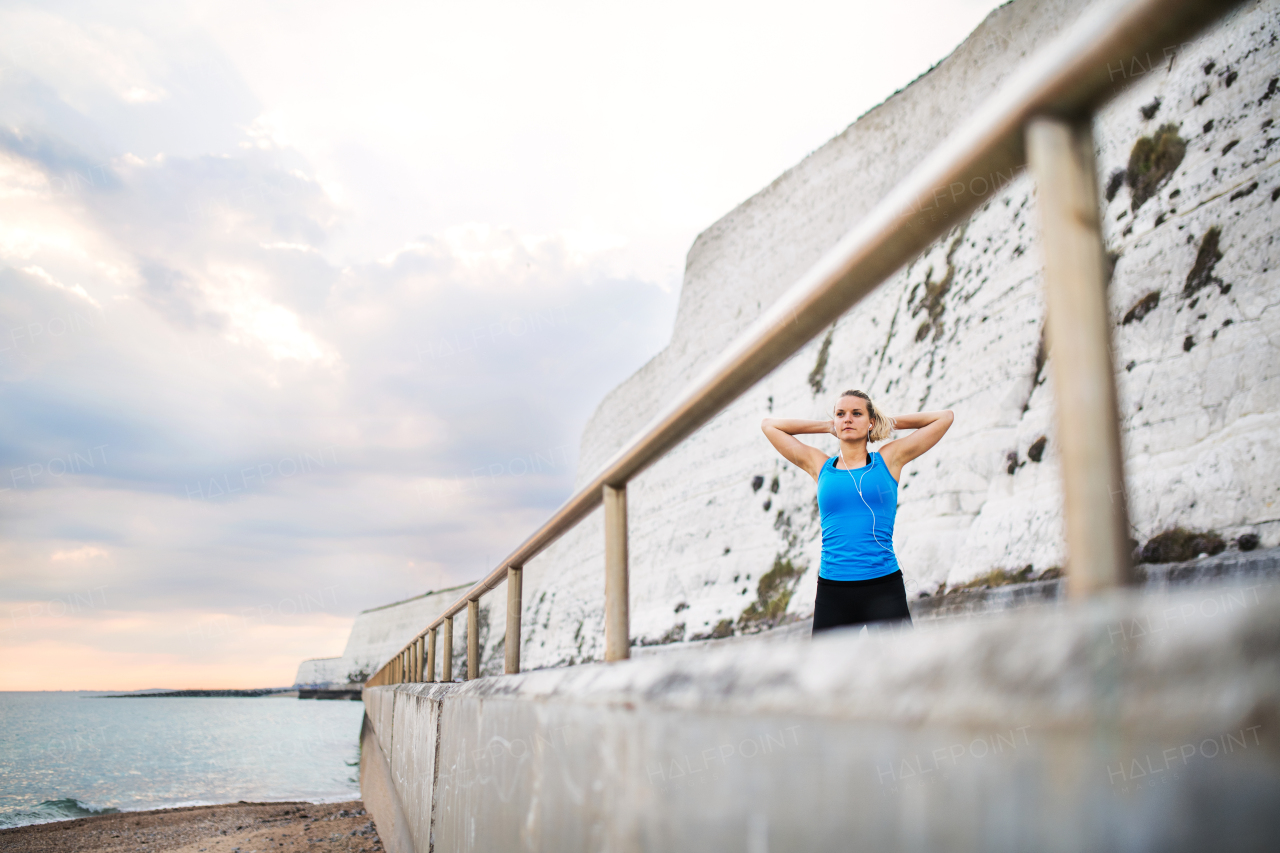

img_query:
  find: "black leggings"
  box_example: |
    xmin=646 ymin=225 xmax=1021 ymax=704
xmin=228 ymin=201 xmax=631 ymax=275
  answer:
xmin=812 ymin=571 xmax=912 ymax=634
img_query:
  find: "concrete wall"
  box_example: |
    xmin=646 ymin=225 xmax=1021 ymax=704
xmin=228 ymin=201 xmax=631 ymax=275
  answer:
xmin=439 ymin=0 xmax=1280 ymax=675
xmin=361 ymin=581 xmax=1280 ymax=852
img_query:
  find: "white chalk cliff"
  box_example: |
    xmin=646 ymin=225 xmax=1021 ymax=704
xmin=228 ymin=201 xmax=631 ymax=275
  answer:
xmin=320 ymin=0 xmax=1280 ymax=679
xmin=294 ymin=583 xmax=473 ymax=686
xmin=456 ymin=0 xmax=1280 ymax=675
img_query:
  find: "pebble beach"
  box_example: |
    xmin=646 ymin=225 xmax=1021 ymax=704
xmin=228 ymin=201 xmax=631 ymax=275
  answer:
xmin=0 ymin=800 xmax=382 ymax=853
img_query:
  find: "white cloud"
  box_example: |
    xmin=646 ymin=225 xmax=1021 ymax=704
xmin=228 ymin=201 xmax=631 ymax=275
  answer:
xmin=0 ymin=153 xmax=51 ymax=200
xmin=50 ymin=545 xmax=110 ymax=562
xmin=21 ymin=265 xmax=101 ymax=307
xmin=121 ymin=85 xmax=167 ymax=104
xmin=0 ymin=7 xmax=172 ymax=111
xmin=202 ymin=265 xmax=335 ymax=364
xmin=241 ymin=113 xmax=293 ymax=151
xmin=259 ymin=241 xmax=319 ymax=252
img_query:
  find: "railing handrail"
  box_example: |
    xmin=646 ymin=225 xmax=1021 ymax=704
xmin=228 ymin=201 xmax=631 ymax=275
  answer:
xmin=372 ymin=0 xmax=1242 ymax=684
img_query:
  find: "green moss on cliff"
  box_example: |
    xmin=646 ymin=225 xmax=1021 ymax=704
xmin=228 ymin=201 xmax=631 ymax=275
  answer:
xmin=738 ymin=556 xmax=805 ymax=631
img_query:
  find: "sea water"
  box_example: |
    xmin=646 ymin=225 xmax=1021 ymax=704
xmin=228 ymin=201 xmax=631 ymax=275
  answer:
xmin=0 ymin=691 xmax=365 ymax=829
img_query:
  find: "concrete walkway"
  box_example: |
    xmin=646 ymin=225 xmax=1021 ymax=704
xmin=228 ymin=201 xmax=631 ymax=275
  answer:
xmin=362 ymin=580 xmax=1280 ymax=852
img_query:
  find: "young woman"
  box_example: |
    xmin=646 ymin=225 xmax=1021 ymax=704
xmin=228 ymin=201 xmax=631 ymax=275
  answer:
xmin=761 ymin=390 xmax=953 ymax=633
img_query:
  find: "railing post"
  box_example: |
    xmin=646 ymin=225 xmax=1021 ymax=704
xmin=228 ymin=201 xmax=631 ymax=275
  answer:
xmin=1026 ymin=115 xmax=1134 ymax=598
xmin=603 ymin=483 xmax=630 ymax=661
xmin=412 ymin=637 xmax=421 ymax=682
xmin=467 ymin=599 xmax=480 ymax=680
xmin=426 ymin=627 xmax=437 ymax=682
xmin=442 ymin=615 xmax=453 ymax=682
xmin=505 ymin=566 xmax=523 ymax=674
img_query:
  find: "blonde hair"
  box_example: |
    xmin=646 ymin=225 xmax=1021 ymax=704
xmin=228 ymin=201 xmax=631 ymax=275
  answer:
xmin=836 ymin=389 xmax=895 ymax=443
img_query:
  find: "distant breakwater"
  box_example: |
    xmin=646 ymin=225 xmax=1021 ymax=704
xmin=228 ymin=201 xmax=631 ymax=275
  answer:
xmin=96 ymin=688 xmax=296 ymax=698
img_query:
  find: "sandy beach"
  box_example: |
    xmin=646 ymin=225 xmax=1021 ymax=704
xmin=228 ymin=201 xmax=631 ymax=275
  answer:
xmin=0 ymin=800 xmax=381 ymax=853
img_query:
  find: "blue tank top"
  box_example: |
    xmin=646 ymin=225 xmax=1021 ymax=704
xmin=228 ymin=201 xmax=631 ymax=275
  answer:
xmin=816 ymin=452 xmax=900 ymax=580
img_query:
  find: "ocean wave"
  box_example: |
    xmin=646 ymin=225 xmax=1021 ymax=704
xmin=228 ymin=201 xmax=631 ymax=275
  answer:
xmin=0 ymin=797 xmax=121 ymax=830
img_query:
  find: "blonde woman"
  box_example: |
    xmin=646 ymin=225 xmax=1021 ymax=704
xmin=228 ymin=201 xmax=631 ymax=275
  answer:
xmin=761 ymin=390 xmax=953 ymax=633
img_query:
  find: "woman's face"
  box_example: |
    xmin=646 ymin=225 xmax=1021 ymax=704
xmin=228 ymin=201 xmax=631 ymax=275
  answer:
xmin=833 ymin=396 xmax=872 ymax=440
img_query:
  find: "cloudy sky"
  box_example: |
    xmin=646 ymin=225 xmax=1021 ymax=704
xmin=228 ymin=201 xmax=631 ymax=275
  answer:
xmin=1 ymin=0 xmax=1004 ymax=690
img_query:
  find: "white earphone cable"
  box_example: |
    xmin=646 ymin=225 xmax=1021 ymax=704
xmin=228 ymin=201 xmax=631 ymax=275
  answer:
xmin=838 ymin=445 xmax=896 ymax=556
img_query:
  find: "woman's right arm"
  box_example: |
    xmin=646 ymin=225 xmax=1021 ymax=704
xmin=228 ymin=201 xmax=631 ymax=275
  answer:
xmin=760 ymin=418 xmax=833 ymax=482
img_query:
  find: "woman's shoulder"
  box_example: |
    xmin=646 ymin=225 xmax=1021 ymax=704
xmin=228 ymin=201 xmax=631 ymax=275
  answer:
xmin=871 ymin=450 xmax=901 ymax=483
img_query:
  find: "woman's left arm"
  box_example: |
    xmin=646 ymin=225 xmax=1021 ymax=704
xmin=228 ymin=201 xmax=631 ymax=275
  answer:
xmin=879 ymin=410 xmax=954 ymax=480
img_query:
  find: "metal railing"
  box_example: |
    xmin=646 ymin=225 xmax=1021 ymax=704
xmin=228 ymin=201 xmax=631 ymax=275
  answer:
xmin=367 ymin=0 xmax=1241 ymax=688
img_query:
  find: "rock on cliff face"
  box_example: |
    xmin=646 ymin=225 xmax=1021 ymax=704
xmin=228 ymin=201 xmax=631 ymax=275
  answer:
xmin=467 ymin=0 xmax=1280 ymax=673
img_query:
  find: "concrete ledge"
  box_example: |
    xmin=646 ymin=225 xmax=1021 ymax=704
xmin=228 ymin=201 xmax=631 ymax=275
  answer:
xmin=910 ymin=545 xmax=1280 ymax=622
xmin=911 ymin=576 xmax=1066 ymax=621
xmin=1137 ymin=546 xmax=1280 ymax=588
xmin=624 ymin=547 xmax=1280 ymax=655
xmin=361 ymin=582 xmax=1280 ymax=852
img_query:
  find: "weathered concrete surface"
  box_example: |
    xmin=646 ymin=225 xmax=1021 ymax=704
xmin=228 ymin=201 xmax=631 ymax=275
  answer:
xmin=910 ymin=545 xmax=1280 ymax=622
xmin=361 ymin=582 xmax=1280 ymax=852
xmin=359 ymin=714 xmax=414 ymax=853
